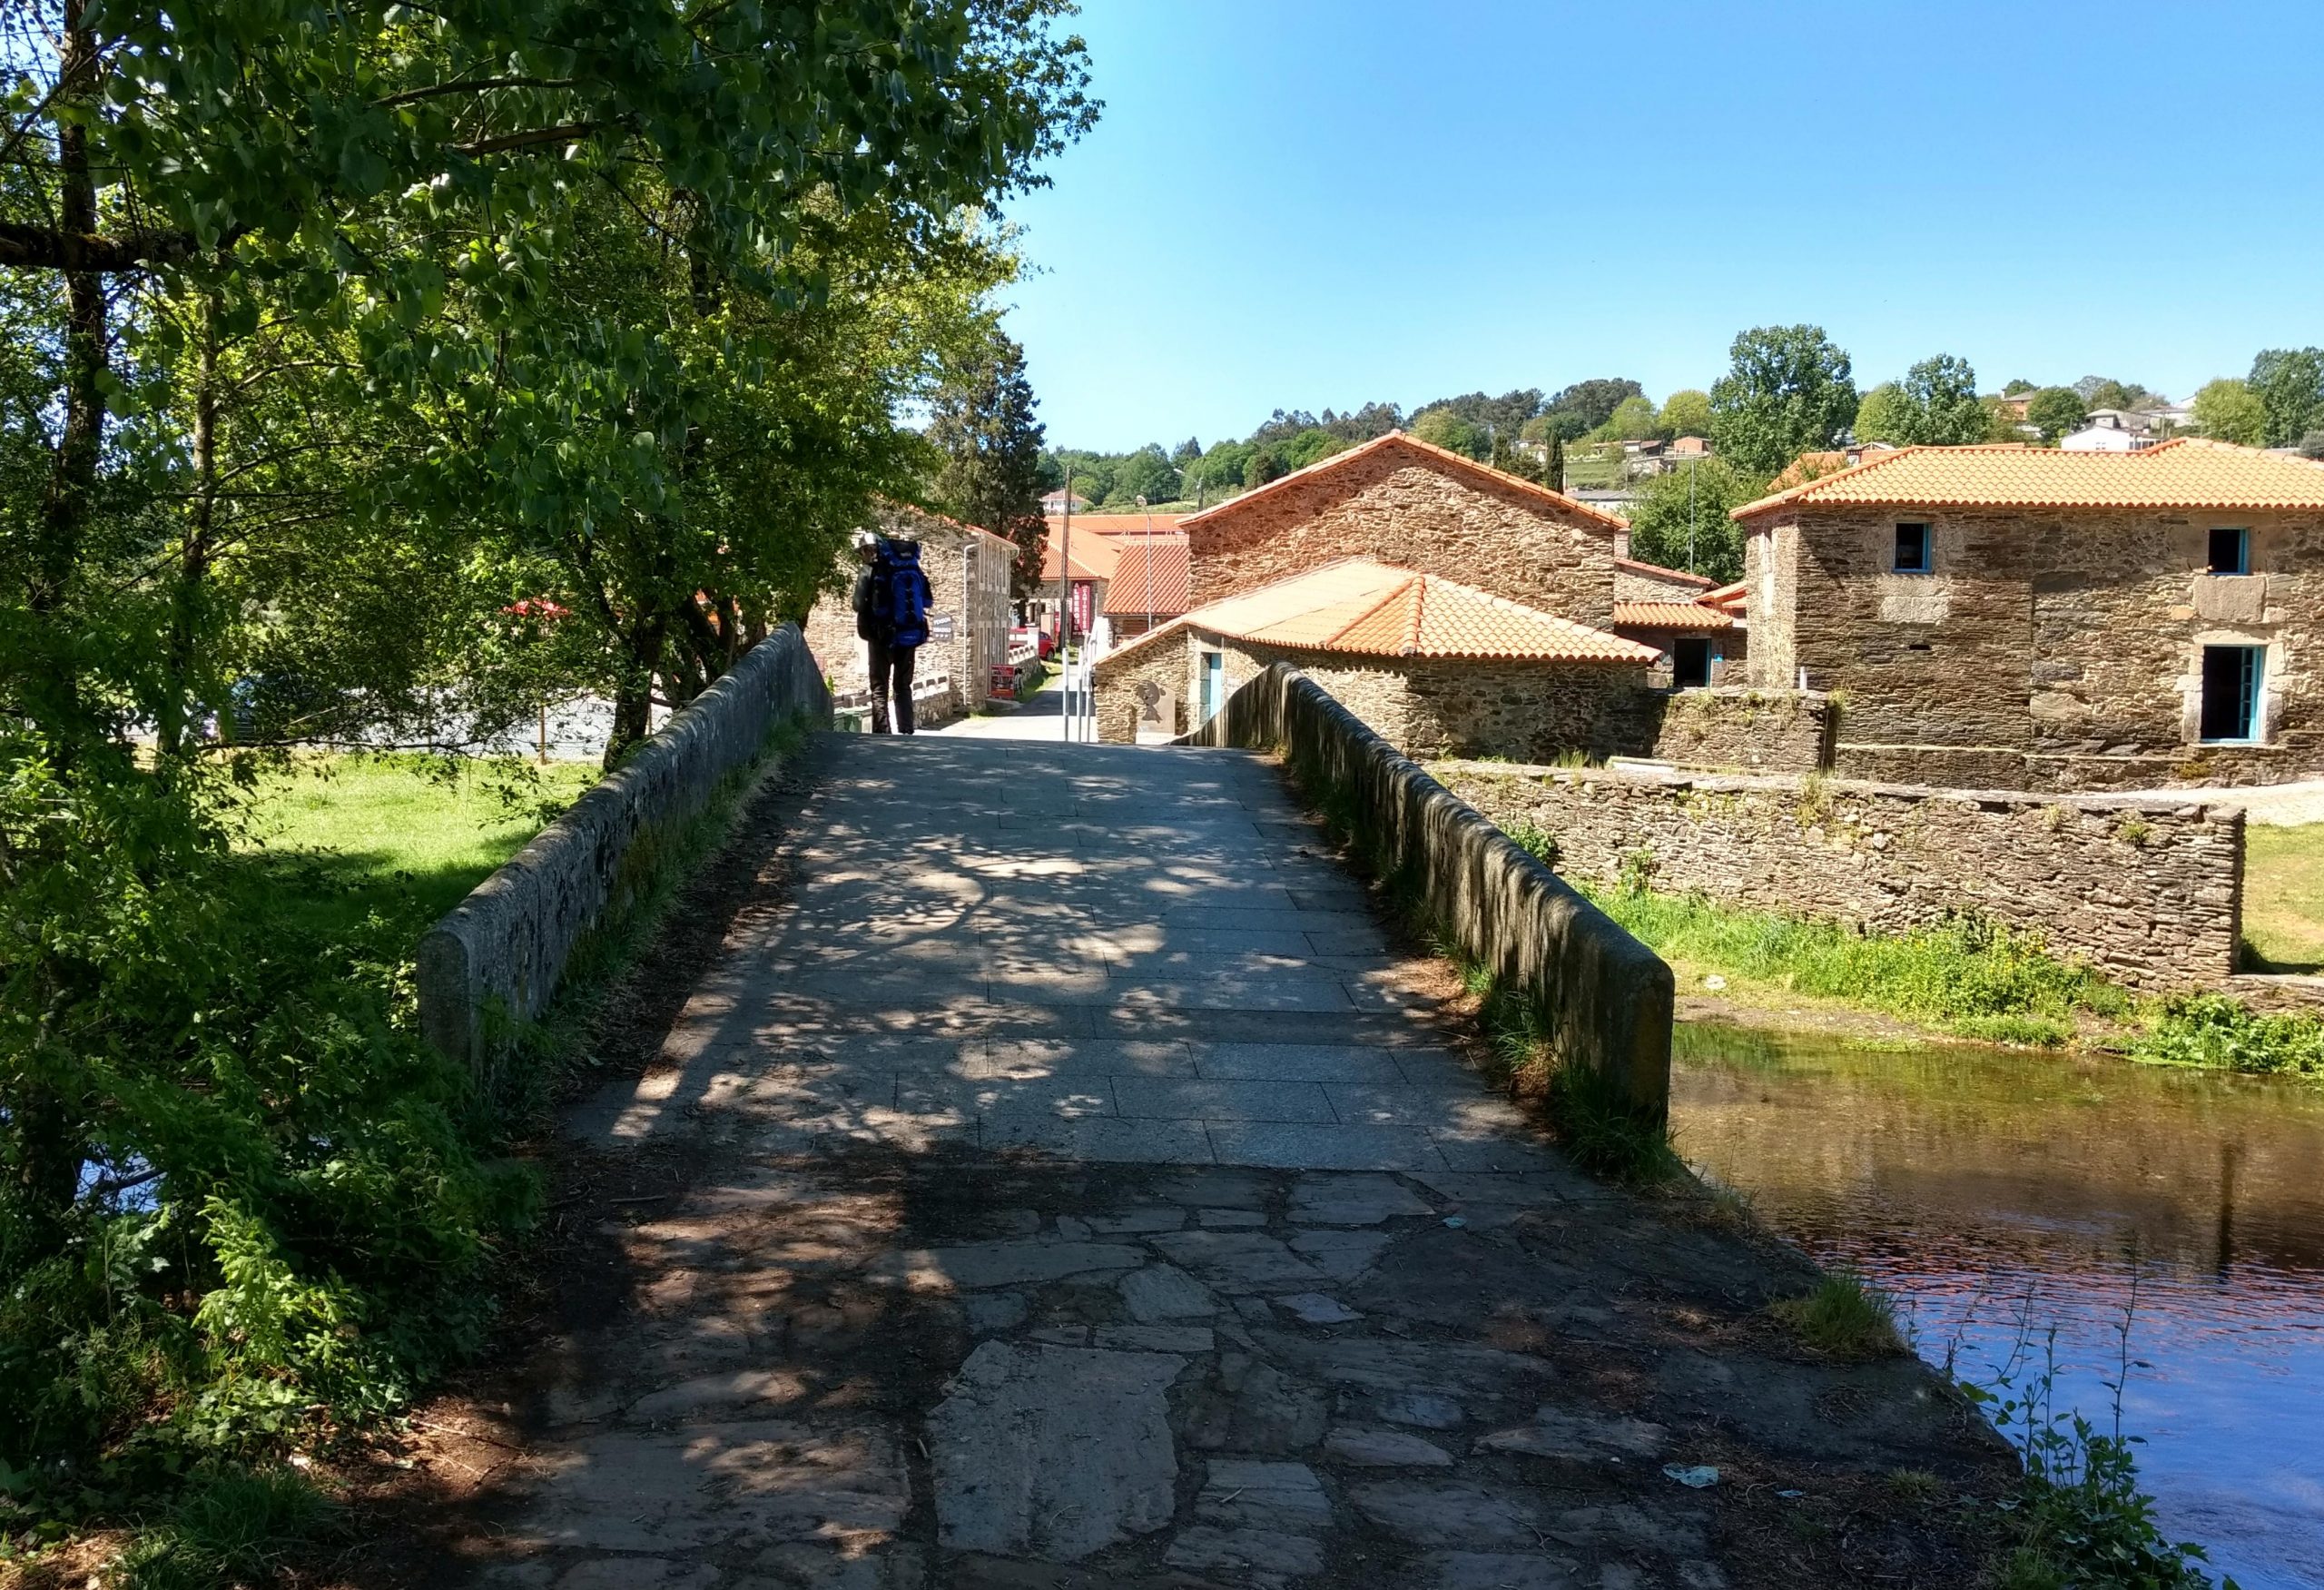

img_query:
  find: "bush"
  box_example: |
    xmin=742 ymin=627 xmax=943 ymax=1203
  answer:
xmin=2131 ymin=994 xmax=2324 ymax=1079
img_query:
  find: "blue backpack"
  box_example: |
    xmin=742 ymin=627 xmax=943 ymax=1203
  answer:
xmin=872 ymin=538 xmax=931 ymax=647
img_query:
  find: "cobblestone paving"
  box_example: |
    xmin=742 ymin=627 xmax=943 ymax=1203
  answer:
xmin=459 ymin=736 xmax=2006 ymax=1590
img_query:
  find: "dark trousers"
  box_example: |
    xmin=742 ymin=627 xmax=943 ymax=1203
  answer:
xmin=867 ymin=637 xmax=917 ymax=734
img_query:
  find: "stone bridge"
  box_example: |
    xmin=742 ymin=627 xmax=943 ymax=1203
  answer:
xmin=428 ymin=734 xmax=2006 ymax=1590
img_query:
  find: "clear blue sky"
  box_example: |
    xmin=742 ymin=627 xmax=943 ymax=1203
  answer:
xmin=998 ymin=1 xmax=2324 ymax=452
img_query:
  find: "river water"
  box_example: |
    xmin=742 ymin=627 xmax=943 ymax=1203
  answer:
xmin=1672 ymin=1024 xmax=2324 ymax=1590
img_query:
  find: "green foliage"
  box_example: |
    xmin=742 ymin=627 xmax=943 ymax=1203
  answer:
xmin=1622 ymin=458 xmax=1766 ymax=583
xmin=1708 ymin=324 xmax=1860 ymax=475
xmin=1502 ymin=822 xmax=1561 ymax=871
xmin=2025 ymin=387 xmax=2091 ymax=444
xmin=2076 ymin=377 xmax=2161 ymax=415
xmin=1854 ymin=357 xmax=1984 ymax=446
xmin=1965 ymin=1342 xmax=2229 ymax=1590
xmin=2130 ymin=994 xmax=2324 ymax=1080
xmin=2004 ymin=379 xmax=2038 ymax=397
xmin=1588 ymin=889 xmax=2127 ymax=1044
xmin=1768 ymin=1269 xmax=1905 ymax=1359
xmin=1658 ymin=388 xmax=1713 ymax=439
xmin=1412 ymin=407 xmax=1485 ymax=459
xmin=1532 ymin=378 xmax=1645 ymax=442
xmin=2247 ymin=347 xmax=2324 ymax=448
xmin=933 ymin=331 xmax=1050 ymax=597
xmin=117 ymin=1467 xmax=331 ymax=1590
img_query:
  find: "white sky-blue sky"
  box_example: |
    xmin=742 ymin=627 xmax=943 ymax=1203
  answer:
xmin=995 ymin=1 xmax=2324 ymax=452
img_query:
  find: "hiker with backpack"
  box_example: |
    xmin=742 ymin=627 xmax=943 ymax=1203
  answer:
xmin=852 ymin=533 xmax=934 ymax=734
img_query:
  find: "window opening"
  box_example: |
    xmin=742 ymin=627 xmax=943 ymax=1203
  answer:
xmin=2199 ymin=645 xmax=2262 ymax=742
xmin=2208 ymin=527 xmax=2250 ymax=575
xmin=1893 ymin=522 xmax=1932 ymax=574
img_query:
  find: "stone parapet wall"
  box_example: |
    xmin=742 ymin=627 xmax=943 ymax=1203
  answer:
xmin=1835 ymin=740 xmax=2317 ymax=793
xmin=1437 ymin=760 xmax=2245 ymax=993
xmin=1182 ymin=663 xmax=1674 ymax=1121
xmin=418 ymin=624 xmax=830 ymax=1063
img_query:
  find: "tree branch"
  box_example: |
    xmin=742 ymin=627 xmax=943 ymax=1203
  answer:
xmin=375 ymin=75 xmax=578 ymax=109
xmin=0 ymin=219 xmax=228 ymax=272
xmin=452 ymin=122 xmax=603 ymax=158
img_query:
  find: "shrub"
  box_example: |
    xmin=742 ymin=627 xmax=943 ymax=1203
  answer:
xmin=2132 ymin=994 xmax=2324 ymax=1079
xmin=1768 ymin=1268 xmax=1904 ymax=1359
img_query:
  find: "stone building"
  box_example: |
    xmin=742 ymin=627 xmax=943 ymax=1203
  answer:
xmin=1610 ymin=557 xmax=1746 ymax=687
xmin=1733 ymin=439 xmax=2324 ymax=788
xmin=1176 ymin=430 xmax=1631 ymax=625
xmin=1092 ymin=558 xmax=1661 ymax=757
xmin=802 ymin=503 xmax=1014 ymax=727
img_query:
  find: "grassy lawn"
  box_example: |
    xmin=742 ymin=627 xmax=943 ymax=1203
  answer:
xmin=2242 ymin=823 xmax=2324 ymax=973
xmin=239 ymin=752 xmax=600 ymax=938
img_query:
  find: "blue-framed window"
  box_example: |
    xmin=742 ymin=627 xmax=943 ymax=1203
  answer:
xmin=1893 ymin=522 xmax=1932 ymax=574
xmin=2207 ymin=527 xmax=2250 ymax=575
xmin=2200 ymin=645 xmax=2263 ymax=742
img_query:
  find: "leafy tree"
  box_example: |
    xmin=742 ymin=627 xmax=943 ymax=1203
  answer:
xmin=1195 ymin=439 xmax=1250 ymax=494
xmin=2078 ymin=377 xmax=2158 ymax=414
xmin=2024 ymin=387 xmax=2090 ymax=444
xmin=0 ymin=0 xmax=1093 ymax=1523
xmin=1246 ymin=446 xmax=1288 ymax=488
xmin=1412 ymin=407 xmax=1485 ymax=459
xmin=1853 ymin=382 xmax=1912 ymax=446
xmin=2249 ymin=348 xmax=2324 ymax=447
xmin=1281 ymin=428 xmax=1348 ymax=470
xmin=933 ymin=331 xmax=1050 ymax=597
xmin=1623 ymin=459 xmax=1767 ymax=583
xmin=1319 ymin=401 xmax=1404 ymax=442
xmin=1707 ymin=325 xmax=1858 ymax=475
xmin=2004 ymin=379 xmax=2037 ymax=397
xmin=1106 ymin=445 xmax=1179 ymax=507
xmin=2301 ymin=431 xmax=2324 ymax=460
xmin=2191 ymin=379 xmax=2269 ymax=446
xmin=1172 ymin=437 xmax=1203 ymax=466
xmin=1981 ymin=396 xmax=2031 ymax=442
xmin=1858 ymin=355 xmax=1985 ymax=448
xmin=1659 ymin=389 xmax=1713 ymax=439
xmin=1410 ymin=389 xmax=1543 ymax=443
xmin=1599 ymin=395 xmax=1663 ymax=442
xmin=1538 ymin=378 xmax=1645 ymax=441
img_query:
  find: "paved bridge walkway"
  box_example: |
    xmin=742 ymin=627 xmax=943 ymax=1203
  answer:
xmin=449 ymin=735 xmax=2001 ymax=1590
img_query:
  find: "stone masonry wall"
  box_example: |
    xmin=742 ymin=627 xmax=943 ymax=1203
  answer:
xmin=1645 ymin=688 xmax=1830 ymax=774
xmin=419 ymin=624 xmax=831 ymax=1063
xmin=1184 ymin=445 xmax=1624 ymax=626
xmin=1750 ymin=504 xmax=2324 ymax=789
xmin=1438 ymin=760 xmax=2246 ymax=992
xmin=1093 ymin=627 xmax=1195 ymax=744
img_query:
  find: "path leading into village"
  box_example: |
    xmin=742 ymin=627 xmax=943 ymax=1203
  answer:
xmin=437 ymin=735 xmax=2005 ymax=1590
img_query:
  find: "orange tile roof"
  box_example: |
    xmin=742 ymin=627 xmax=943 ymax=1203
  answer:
xmin=1177 ymin=430 xmax=1630 ymax=533
xmin=1099 ymin=533 xmax=1191 ymax=617
xmin=1612 ymin=601 xmax=1738 ymax=631
xmin=1700 ymin=579 xmax=1748 ymax=613
xmin=1137 ymin=558 xmax=1657 ymax=664
xmin=1735 ymin=439 xmax=2324 ymax=519
xmin=1040 ymin=521 xmax=1123 ymax=583
xmin=1614 ymin=556 xmax=1717 ymax=588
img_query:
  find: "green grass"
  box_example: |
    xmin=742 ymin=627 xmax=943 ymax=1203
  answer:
xmin=2242 ymin=822 xmax=2324 ymax=973
xmin=238 ymin=752 xmax=600 ymax=935
xmin=1577 ymin=884 xmax=2129 ymax=1046
xmin=1768 ymin=1269 xmax=1905 ymax=1359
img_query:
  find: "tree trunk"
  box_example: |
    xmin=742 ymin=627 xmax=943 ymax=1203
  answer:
xmin=30 ymin=0 xmax=108 ymax=752
xmin=605 ymin=610 xmax=667 ymax=768
xmin=158 ymin=293 xmax=222 ymax=760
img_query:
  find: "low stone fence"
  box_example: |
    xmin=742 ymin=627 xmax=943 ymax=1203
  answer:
xmin=1183 ymin=663 xmax=1674 ymax=1122
xmin=1438 ymin=760 xmax=2246 ymax=993
xmin=418 ymin=624 xmax=830 ymax=1063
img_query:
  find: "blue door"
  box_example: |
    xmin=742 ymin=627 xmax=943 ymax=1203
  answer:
xmin=1201 ymin=652 xmax=1225 ymax=722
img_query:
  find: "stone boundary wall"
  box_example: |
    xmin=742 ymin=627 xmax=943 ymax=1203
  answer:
xmin=1648 ymin=687 xmax=1830 ymax=774
xmin=418 ymin=624 xmax=831 ymax=1063
xmin=1181 ymin=663 xmax=1674 ymax=1121
xmin=1436 ymin=760 xmax=2246 ymax=993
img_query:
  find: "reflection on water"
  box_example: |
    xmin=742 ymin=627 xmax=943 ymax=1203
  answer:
xmin=1673 ymin=1024 xmax=2324 ymax=1590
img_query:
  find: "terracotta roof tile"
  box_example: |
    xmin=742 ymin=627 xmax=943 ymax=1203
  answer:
xmin=1100 ymin=533 xmax=1191 ymax=617
xmin=1612 ymin=601 xmax=1738 ymax=630
xmin=1040 ymin=522 xmax=1123 ymax=582
xmin=1735 ymin=439 xmax=2324 ymax=518
xmin=1177 ymin=430 xmax=1630 ymax=533
xmin=1614 ymin=557 xmax=1717 ymax=588
xmin=1166 ymin=558 xmax=1657 ymax=664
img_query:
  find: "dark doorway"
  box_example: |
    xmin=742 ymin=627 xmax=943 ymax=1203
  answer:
xmin=2200 ymin=645 xmax=2260 ymax=741
xmin=1672 ymin=637 xmax=1712 ymax=689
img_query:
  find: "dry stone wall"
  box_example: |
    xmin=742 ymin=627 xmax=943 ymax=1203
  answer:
xmin=1438 ymin=760 xmax=2245 ymax=992
xmin=1643 ymin=688 xmax=1830 ymax=774
xmin=1184 ymin=446 xmax=1624 ymax=626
